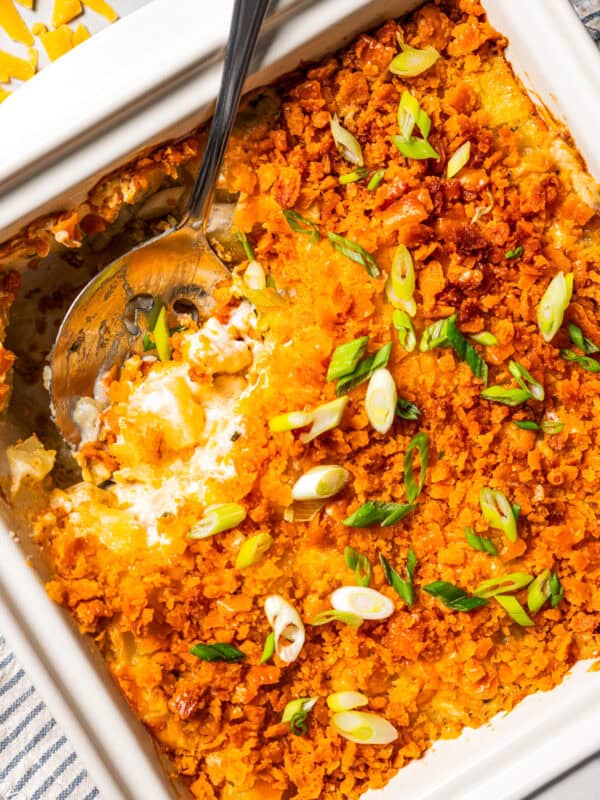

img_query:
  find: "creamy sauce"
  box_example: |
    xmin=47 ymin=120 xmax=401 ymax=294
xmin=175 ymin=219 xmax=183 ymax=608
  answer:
xmin=86 ymin=301 xmax=264 ymax=547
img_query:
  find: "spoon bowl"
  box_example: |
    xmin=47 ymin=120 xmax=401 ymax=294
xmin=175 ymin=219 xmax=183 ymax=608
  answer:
xmin=50 ymin=226 xmax=229 ymax=447
xmin=49 ymin=0 xmax=270 ymax=448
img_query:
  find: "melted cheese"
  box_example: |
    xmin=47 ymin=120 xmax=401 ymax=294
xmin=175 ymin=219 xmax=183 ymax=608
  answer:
xmin=81 ymin=304 xmax=264 ymax=548
xmin=72 ymin=396 xmax=103 ymax=444
xmin=127 ymin=369 xmax=205 ymax=451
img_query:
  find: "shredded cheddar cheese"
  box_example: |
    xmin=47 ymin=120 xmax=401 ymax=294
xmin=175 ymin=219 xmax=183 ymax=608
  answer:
xmin=72 ymin=22 xmax=90 ymax=45
xmin=82 ymin=0 xmax=117 ymax=23
xmin=0 ymin=0 xmax=117 ymax=95
xmin=0 ymin=0 xmax=34 ymax=45
xmin=0 ymin=48 xmax=36 ymax=80
xmin=37 ymin=24 xmax=74 ymax=61
xmin=51 ymin=0 xmax=83 ymax=28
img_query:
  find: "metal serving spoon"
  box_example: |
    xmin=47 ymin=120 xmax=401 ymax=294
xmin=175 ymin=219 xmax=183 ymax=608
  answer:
xmin=50 ymin=0 xmax=271 ymax=447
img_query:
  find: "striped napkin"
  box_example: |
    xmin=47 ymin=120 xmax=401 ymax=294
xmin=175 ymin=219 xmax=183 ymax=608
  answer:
xmin=0 ymin=1 xmax=599 ymax=797
xmin=0 ymin=637 xmax=97 ymax=800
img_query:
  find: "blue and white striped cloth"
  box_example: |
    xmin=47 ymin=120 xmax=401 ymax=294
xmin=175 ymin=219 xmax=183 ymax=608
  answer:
xmin=0 ymin=638 xmax=97 ymax=800
xmin=0 ymin=2 xmax=598 ymax=797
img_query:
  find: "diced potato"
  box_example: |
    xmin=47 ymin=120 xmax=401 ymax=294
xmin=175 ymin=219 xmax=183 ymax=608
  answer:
xmin=6 ymin=433 xmax=56 ymax=495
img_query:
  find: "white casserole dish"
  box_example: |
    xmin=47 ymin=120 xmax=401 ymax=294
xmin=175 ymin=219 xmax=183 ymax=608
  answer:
xmin=0 ymin=1 xmax=599 ymax=798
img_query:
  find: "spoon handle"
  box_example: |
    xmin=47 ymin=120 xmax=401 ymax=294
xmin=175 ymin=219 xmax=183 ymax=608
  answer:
xmin=183 ymin=0 xmax=272 ymax=226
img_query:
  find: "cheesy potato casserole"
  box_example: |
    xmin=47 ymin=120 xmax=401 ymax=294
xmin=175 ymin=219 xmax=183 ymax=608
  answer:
xmin=2 ymin=1 xmax=600 ymax=798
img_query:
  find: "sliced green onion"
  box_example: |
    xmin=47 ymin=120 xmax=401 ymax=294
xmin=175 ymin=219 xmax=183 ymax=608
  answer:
xmin=389 ymin=40 xmax=440 ymax=77
xmin=505 ymin=245 xmax=523 ymax=260
xmin=330 ymin=586 xmax=395 ymax=621
xmin=512 ymin=502 xmax=521 ymax=520
xmin=473 ymin=572 xmax=533 ymax=598
xmin=336 ymin=342 xmax=392 ymax=395
xmin=264 ymin=595 xmax=305 ymax=664
xmin=309 ymin=609 xmax=363 ymax=627
xmin=420 ymin=310 xmax=490 ymax=382
xmin=495 ymin=594 xmax=535 ymax=627
xmin=422 ymin=581 xmax=488 ymax=612
xmin=244 ymin=260 xmax=267 ymax=290
xmin=339 ymin=167 xmax=370 ymax=185
xmin=469 ymin=331 xmax=498 ymax=346
xmin=269 ymin=410 xmax=314 ymax=432
xmin=367 ymin=168 xmax=385 ymax=191
xmin=392 ymin=309 xmax=417 ymax=352
xmin=508 ymin=360 xmax=545 ymax=401
xmin=327 ymin=232 xmax=380 ymax=278
xmin=289 ymin=711 xmax=309 ymax=735
xmin=550 ymin=572 xmax=564 ymax=607
xmin=343 ymin=500 xmax=415 ymax=528
xmin=514 ymin=420 xmax=562 ymax=436
xmin=238 ymin=231 xmax=255 ymax=261
xmin=327 ymin=691 xmax=368 ymax=712
xmin=330 ymin=114 xmax=364 ymax=166
xmin=260 ymin=631 xmax=275 ymax=664
xmin=188 ymin=503 xmax=246 ymax=540
xmin=265 ymin=273 xmax=277 ymax=290
xmin=282 ymin=696 xmax=318 ymax=724
xmin=464 ymin=527 xmax=497 ymax=555
xmin=560 ymin=349 xmax=600 ymax=372
xmin=283 ymin=209 xmax=321 ymax=243
xmin=396 ymin=397 xmax=421 ymax=420
xmin=397 ymin=90 xmax=420 ymax=139
xmin=344 ymin=546 xmax=372 ymax=587
xmin=397 ymin=90 xmax=431 ymax=140
xmin=153 ymin=305 xmax=171 ymax=362
xmin=408 ymin=546 xmax=417 ymax=577
xmin=404 ymin=431 xmax=429 ymax=503
xmin=332 ymin=710 xmax=398 ymax=745
xmin=537 ymin=271 xmax=573 ymax=342
xmin=541 ymin=419 xmax=564 ymax=435
xmin=416 ymin=107 xmax=432 ymax=139
xmin=365 ymin=368 xmax=397 ymax=435
xmin=235 ymin=532 xmax=273 ymax=569
xmin=447 ymin=141 xmax=471 ymax=179
xmin=420 ymin=318 xmax=451 ymax=351
xmin=479 ymin=487 xmax=518 ymax=542
xmin=445 ymin=314 xmax=488 ymax=384
xmin=291 ymin=465 xmax=349 ymax=501
xmin=379 ymin=548 xmax=416 ymax=606
xmin=189 ymin=642 xmax=246 ymax=662
xmin=269 ymin=397 xmax=349 ymax=442
xmin=146 ymin=297 xmax=162 ymax=330
xmin=568 ymin=322 xmax=599 ymax=354
xmin=327 ymin=336 xmax=369 ymax=381
xmin=300 ymin=397 xmax=349 ymax=443
xmin=527 ymin=569 xmax=552 ymax=613
xmin=283 ymin=499 xmax=326 ymax=522
xmin=385 ymin=244 xmax=416 ymax=316
xmin=142 ymin=332 xmax=155 ymax=351
xmin=480 ymin=386 xmax=532 ymax=406
xmin=394 ymin=135 xmax=439 ymax=160
xmin=514 ymin=420 xmax=540 ymax=431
